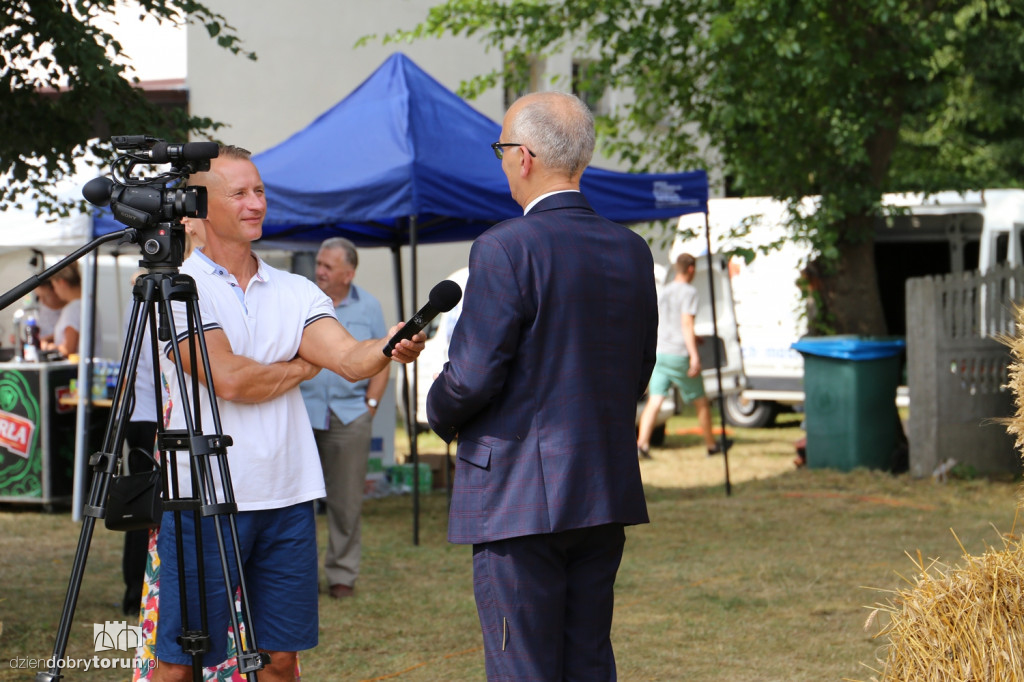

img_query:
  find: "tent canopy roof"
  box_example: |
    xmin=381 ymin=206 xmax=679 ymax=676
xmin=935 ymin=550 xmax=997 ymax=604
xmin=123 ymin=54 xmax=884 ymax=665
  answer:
xmin=251 ymin=53 xmax=707 ymax=248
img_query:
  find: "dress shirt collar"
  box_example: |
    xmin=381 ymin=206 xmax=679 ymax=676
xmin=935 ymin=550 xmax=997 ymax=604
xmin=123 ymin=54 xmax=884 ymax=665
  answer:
xmin=336 ymin=284 xmax=361 ymax=308
xmin=524 ymin=189 xmax=580 ymax=215
xmin=192 ymin=247 xmax=269 ymax=284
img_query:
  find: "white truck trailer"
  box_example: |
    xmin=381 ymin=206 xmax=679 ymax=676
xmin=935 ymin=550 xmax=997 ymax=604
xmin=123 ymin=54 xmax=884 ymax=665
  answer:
xmin=672 ymin=190 xmax=1024 ymax=427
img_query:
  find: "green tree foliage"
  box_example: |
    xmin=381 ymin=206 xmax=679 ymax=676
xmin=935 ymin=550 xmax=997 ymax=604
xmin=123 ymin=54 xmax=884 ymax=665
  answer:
xmin=384 ymin=0 xmax=1024 ymax=334
xmin=0 ymin=0 xmax=253 ymax=217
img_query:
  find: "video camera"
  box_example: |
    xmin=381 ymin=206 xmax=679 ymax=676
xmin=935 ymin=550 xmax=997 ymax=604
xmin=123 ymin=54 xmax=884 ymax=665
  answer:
xmin=83 ymin=135 xmax=219 ymax=269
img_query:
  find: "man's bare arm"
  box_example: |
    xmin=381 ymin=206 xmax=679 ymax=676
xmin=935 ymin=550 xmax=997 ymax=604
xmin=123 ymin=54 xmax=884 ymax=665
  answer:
xmin=298 ymin=317 xmax=423 ymax=382
xmin=681 ymin=312 xmax=702 ymax=376
xmin=172 ymin=329 xmax=320 ymax=404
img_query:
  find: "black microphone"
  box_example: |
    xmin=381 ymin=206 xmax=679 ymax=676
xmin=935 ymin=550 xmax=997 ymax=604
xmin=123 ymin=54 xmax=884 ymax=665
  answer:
xmin=141 ymin=141 xmax=220 ymax=164
xmin=383 ymin=280 xmax=462 ymax=356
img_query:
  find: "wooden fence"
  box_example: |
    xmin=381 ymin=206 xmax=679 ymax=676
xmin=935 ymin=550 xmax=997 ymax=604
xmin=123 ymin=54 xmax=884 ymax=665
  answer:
xmin=906 ymin=264 xmax=1024 ymax=477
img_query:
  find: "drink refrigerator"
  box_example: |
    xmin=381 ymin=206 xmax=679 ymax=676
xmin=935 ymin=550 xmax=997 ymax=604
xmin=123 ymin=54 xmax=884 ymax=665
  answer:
xmin=0 ymin=360 xmax=81 ymax=507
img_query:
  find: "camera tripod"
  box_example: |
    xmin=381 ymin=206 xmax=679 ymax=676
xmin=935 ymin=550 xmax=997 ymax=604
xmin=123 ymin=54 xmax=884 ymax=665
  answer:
xmin=2 ymin=229 xmax=269 ymax=681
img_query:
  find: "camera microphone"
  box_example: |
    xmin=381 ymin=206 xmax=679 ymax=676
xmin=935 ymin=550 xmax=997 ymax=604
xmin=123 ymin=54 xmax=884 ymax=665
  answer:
xmin=142 ymin=141 xmax=220 ymax=164
xmin=383 ymin=280 xmax=462 ymax=357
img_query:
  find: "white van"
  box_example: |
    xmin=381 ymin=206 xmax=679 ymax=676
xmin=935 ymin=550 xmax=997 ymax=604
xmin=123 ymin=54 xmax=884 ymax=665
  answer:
xmin=673 ymin=189 xmax=1024 ymax=427
xmin=403 ymin=260 xmax=745 ymax=445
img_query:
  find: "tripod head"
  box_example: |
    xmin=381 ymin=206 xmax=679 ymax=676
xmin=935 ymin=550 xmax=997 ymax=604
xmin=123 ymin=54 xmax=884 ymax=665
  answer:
xmin=83 ymin=135 xmax=219 ymax=271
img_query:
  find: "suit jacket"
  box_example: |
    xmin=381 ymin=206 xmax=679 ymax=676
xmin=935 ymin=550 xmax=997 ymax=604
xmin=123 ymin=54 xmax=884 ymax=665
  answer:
xmin=427 ymin=192 xmax=657 ymax=544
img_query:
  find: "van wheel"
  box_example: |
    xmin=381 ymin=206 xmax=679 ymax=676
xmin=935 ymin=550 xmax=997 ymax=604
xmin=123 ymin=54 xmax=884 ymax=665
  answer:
xmin=724 ymin=395 xmax=778 ymax=428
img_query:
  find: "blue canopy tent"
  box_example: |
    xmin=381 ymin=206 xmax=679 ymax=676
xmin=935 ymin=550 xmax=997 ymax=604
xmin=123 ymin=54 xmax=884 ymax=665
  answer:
xmin=252 ymin=53 xmax=707 ymax=246
xmin=251 ymin=54 xmax=714 ymax=534
xmin=90 ymin=53 xmax=718 ymax=536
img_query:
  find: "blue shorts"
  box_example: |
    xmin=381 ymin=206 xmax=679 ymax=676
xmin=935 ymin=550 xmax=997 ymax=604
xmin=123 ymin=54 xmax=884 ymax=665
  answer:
xmin=648 ymin=353 xmax=706 ymax=403
xmin=155 ymin=502 xmax=319 ymax=667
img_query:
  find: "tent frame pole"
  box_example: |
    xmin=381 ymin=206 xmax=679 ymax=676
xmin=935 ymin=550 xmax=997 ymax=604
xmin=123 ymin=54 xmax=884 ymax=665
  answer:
xmin=703 ymin=212 xmax=732 ymax=496
xmin=409 ymin=216 xmax=421 ymax=545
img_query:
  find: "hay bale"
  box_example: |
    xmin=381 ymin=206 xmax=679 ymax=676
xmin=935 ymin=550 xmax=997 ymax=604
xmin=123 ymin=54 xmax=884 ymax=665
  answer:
xmin=1003 ymin=307 xmax=1024 ymax=454
xmin=863 ymin=306 xmax=1024 ymax=680
xmin=868 ymin=541 xmax=1024 ymax=681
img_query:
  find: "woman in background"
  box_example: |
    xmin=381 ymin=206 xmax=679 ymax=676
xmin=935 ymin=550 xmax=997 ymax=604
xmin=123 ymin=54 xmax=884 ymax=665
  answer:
xmin=35 ymin=279 xmax=65 ymax=344
xmin=44 ymin=262 xmax=101 ymax=358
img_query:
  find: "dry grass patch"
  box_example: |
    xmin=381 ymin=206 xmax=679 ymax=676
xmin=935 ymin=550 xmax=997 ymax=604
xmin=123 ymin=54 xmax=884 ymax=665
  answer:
xmin=638 ymin=410 xmax=803 ymax=489
xmin=2 ymin=411 xmax=1019 ymax=681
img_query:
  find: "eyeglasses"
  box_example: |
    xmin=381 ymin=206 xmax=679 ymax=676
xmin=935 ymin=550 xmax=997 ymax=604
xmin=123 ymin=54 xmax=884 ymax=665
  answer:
xmin=491 ymin=142 xmax=537 ymax=160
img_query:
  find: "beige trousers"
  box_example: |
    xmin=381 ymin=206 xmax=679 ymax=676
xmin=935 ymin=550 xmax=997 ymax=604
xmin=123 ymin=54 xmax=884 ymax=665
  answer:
xmin=314 ymin=410 xmax=373 ymax=587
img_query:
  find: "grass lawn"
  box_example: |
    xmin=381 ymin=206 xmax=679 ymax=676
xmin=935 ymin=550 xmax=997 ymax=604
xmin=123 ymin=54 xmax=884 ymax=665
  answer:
xmin=1 ymin=409 xmax=1020 ymax=681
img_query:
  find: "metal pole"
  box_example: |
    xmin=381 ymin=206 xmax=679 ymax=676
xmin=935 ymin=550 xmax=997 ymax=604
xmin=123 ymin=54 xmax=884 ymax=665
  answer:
xmin=409 ymin=216 xmax=420 ymax=545
xmin=72 ymin=250 xmax=99 ymax=520
xmin=703 ymin=212 xmax=732 ymax=496
xmin=390 ymin=241 xmax=419 ymax=545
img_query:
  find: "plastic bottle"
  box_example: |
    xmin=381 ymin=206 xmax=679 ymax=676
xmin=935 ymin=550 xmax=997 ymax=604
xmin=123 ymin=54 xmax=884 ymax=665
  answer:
xmin=11 ymin=308 xmax=25 ymax=362
xmin=105 ymin=361 xmax=119 ymax=399
xmin=23 ymin=315 xmax=39 ymax=362
xmin=93 ymin=360 xmax=107 ymax=400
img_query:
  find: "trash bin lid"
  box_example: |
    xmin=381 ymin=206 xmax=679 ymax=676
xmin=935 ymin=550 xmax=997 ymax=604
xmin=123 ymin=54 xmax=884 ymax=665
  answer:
xmin=791 ymin=335 xmax=906 ymax=360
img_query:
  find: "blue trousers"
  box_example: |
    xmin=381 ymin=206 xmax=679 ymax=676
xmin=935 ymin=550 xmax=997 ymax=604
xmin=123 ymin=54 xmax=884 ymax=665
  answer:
xmin=472 ymin=524 xmax=626 ymax=681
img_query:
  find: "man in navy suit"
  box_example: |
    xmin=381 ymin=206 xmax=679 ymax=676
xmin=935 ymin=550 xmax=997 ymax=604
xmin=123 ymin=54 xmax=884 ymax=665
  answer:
xmin=427 ymin=91 xmax=657 ymax=681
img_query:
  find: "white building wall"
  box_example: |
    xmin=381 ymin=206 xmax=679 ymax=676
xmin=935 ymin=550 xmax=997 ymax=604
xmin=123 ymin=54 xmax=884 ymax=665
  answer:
xmin=187 ymin=1 xmax=509 ymax=154
xmin=186 ymin=1 xmax=673 ymax=319
xmin=188 ymin=1 xmax=499 ymax=318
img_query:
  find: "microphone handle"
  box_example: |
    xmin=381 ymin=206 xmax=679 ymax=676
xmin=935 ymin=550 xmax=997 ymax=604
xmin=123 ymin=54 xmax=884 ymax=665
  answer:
xmin=382 ymin=307 xmax=434 ymax=357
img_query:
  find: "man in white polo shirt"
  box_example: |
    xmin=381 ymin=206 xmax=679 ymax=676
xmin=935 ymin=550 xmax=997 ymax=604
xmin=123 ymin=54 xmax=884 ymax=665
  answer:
xmin=153 ymin=144 xmax=424 ymax=682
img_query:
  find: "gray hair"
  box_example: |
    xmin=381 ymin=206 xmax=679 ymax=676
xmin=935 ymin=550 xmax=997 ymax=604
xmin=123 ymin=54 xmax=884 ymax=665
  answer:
xmin=506 ymin=92 xmax=595 ymax=177
xmin=320 ymin=236 xmax=358 ymax=268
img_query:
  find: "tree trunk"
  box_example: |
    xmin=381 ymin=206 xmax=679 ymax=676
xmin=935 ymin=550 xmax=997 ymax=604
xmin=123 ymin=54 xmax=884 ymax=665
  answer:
xmin=812 ymin=238 xmax=889 ymax=336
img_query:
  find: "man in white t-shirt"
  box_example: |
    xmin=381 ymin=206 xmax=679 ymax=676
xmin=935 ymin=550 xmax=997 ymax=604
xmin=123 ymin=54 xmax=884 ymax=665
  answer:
xmin=152 ymin=145 xmax=424 ymax=682
xmin=637 ymin=252 xmax=727 ymax=459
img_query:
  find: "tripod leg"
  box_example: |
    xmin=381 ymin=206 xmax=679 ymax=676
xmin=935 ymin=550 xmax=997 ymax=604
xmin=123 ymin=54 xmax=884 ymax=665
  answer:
xmin=36 ymin=295 xmax=154 ymax=681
